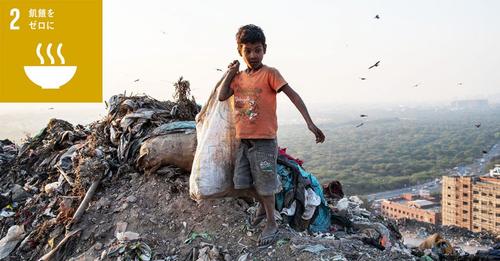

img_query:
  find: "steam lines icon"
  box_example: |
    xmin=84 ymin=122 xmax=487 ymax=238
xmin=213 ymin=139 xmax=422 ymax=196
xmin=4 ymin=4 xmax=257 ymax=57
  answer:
xmin=24 ymin=42 xmax=77 ymax=89
xmin=36 ymin=43 xmax=66 ymax=65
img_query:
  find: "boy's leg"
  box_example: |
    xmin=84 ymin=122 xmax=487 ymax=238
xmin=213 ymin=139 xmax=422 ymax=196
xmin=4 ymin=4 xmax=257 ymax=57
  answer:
xmin=241 ymin=188 xmax=277 ymax=244
xmin=259 ymin=195 xmax=278 ymax=245
xmin=233 ymin=141 xmax=266 ymax=225
xmin=248 ymin=139 xmax=281 ymax=245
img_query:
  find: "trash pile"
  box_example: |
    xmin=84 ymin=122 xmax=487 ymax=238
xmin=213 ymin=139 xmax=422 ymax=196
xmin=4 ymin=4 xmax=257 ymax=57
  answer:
xmin=475 ymin=243 xmax=500 ymax=260
xmin=399 ymin=219 xmax=499 ymax=260
xmin=105 ymin=77 xmax=199 ymax=165
xmin=407 ymin=232 xmax=500 ymax=260
xmin=400 ymin=219 xmax=497 ymax=246
xmin=1 ymin=77 xmax=490 ymax=260
xmin=0 ymin=140 xmax=17 ymax=178
xmin=318 ymin=190 xmax=413 ymax=257
xmin=0 ymin=78 xmax=201 ymax=260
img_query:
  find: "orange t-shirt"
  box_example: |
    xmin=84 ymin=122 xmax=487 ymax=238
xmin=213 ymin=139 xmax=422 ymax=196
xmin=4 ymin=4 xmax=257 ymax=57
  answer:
xmin=230 ymin=65 xmax=287 ymax=139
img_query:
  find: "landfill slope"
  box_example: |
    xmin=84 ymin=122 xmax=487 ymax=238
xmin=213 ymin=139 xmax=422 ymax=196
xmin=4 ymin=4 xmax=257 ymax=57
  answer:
xmin=1 ymin=80 xmax=490 ymax=260
xmin=0 ymin=87 xmax=417 ymax=260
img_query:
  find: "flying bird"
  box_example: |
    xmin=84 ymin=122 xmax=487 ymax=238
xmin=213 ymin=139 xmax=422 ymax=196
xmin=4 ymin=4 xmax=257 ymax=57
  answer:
xmin=368 ymin=61 xmax=380 ymax=69
xmin=457 ymin=82 xmax=463 ymax=86
xmin=360 ymin=77 xmax=367 ymax=80
xmin=134 ymin=79 xmax=140 ymax=82
xmin=413 ymin=83 xmax=420 ymax=88
xmin=360 ymin=114 xmax=368 ymax=118
xmin=374 ymin=15 xmax=380 ymax=19
xmin=48 ymin=107 xmax=54 ymax=110
xmin=216 ymin=68 xmax=223 ymax=72
xmin=356 ymin=123 xmax=364 ymax=128
xmin=475 ymin=123 xmax=481 ymax=128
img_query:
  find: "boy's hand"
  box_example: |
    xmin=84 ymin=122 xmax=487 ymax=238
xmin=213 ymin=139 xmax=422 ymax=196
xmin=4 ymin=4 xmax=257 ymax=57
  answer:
xmin=308 ymin=123 xmax=325 ymax=143
xmin=227 ymin=60 xmax=240 ymax=75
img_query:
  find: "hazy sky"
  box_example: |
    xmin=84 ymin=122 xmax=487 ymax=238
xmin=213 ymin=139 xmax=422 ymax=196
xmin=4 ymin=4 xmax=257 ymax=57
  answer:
xmin=1 ymin=0 xmax=499 ymax=115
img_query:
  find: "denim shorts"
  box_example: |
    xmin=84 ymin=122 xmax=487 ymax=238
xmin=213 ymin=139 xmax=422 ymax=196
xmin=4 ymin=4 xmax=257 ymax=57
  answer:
xmin=233 ymin=138 xmax=281 ymax=196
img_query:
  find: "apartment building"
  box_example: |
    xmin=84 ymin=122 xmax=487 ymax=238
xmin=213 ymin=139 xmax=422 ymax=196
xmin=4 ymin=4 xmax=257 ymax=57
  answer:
xmin=381 ymin=193 xmax=440 ymax=224
xmin=442 ymin=165 xmax=500 ymax=234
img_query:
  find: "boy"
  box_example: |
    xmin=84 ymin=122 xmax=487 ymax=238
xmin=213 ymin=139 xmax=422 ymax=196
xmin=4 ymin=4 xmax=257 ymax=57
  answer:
xmin=218 ymin=24 xmax=325 ymax=247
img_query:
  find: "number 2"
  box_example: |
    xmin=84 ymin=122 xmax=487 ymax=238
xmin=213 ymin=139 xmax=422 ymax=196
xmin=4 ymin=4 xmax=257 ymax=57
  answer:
xmin=10 ymin=8 xmax=20 ymax=30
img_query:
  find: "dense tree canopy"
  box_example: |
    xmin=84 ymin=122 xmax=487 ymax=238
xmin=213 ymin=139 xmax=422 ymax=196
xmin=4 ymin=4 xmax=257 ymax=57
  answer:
xmin=278 ymin=108 xmax=500 ymax=195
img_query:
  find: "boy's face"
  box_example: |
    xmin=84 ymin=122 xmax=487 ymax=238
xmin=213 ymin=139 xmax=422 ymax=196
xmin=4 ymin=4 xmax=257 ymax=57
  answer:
xmin=240 ymin=42 xmax=265 ymax=70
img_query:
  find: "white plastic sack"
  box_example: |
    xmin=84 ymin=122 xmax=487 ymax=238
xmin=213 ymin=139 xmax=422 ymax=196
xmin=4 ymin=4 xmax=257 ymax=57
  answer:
xmin=189 ymin=79 xmax=239 ymax=200
xmin=0 ymin=225 xmax=25 ymax=259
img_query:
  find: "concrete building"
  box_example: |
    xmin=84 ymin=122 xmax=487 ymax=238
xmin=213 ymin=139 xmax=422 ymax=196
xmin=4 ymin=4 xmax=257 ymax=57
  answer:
xmin=442 ymin=165 xmax=500 ymax=235
xmin=441 ymin=175 xmax=473 ymax=229
xmin=472 ymin=176 xmax=500 ymax=234
xmin=381 ymin=193 xmax=441 ymax=224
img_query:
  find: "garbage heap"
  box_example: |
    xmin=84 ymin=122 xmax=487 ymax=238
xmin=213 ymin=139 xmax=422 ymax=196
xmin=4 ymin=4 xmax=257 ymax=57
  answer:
xmin=0 ymin=78 xmax=201 ymax=260
xmin=0 ymin=140 xmax=17 ymax=177
xmin=398 ymin=218 xmax=499 ymax=260
xmin=300 ymin=188 xmax=414 ymax=260
xmin=0 ymin=77 xmax=438 ymax=260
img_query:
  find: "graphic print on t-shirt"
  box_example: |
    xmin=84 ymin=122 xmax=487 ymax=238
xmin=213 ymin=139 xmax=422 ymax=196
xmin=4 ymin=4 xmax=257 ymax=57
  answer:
xmin=233 ymin=87 xmax=262 ymax=123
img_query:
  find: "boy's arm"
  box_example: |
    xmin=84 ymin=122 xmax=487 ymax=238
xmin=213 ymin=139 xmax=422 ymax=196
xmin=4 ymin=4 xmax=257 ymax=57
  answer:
xmin=281 ymin=84 xmax=326 ymax=143
xmin=218 ymin=60 xmax=240 ymax=101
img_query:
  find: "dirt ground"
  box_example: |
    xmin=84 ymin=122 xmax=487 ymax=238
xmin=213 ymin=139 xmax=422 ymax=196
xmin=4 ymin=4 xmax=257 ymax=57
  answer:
xmin=60 ymin=170 xmax=410 ymax=261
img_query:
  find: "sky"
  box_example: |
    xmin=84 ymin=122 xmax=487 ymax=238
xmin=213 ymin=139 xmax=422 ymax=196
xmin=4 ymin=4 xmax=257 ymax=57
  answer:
xmin=1 ymin=0 xmax=499 ymax=117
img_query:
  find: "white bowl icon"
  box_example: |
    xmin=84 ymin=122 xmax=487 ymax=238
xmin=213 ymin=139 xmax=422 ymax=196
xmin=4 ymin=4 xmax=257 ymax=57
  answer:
xmin=24 ymin=66 xmax=77 ymax=89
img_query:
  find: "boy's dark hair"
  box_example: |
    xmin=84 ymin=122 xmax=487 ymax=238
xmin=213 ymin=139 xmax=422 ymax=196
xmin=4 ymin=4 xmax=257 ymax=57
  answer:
xmin=236 ymin=24 xmax=266 ymax=55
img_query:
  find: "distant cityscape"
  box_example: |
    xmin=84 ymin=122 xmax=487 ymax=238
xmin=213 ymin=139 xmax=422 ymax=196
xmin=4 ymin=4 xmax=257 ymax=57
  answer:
xmin=373 ymin=163 xmax=500 ymax=235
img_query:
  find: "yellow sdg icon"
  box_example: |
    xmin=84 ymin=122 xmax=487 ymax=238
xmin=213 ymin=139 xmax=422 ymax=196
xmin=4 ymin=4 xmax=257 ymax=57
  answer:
xmin=0 ymin=0 xmax=102 ymax=102
xmin=24 ymin=43 xmax=77 ymax=89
